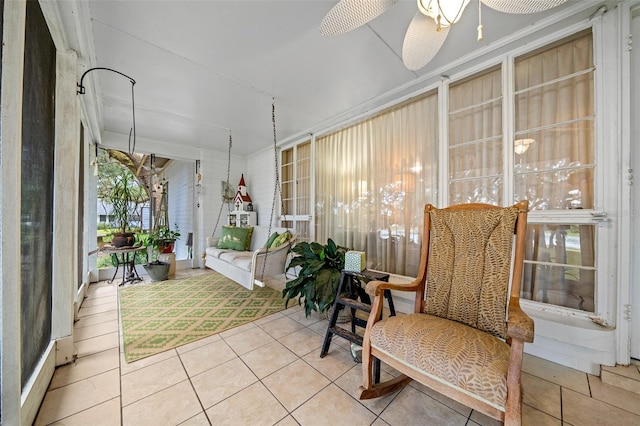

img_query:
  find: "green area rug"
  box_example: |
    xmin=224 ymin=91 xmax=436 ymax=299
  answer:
xmin=119 ymin=272 xmax=286 ymax=363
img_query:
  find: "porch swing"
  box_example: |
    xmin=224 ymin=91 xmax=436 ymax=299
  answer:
xmin=204 ymin=100 xmax=296 ymax=290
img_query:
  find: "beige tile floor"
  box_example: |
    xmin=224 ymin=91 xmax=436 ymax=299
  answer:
xmin=34 ymin=269 xmax=640 ymax=426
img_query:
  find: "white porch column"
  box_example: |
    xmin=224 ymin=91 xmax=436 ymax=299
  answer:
xmin=51 ymin=48 xmax=79 ymax=365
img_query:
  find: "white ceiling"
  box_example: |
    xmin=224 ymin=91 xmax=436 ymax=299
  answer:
xmin=55 ymin=1 xmax=609 ymax=156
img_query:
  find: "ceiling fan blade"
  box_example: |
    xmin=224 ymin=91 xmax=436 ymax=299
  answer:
xmin=402 ymin=12 xmax=450 ymax=71
xmin=320 ymin=0 xmax=399 ymax=36
xmin=480 ymin=0 xmax=568 ymax=14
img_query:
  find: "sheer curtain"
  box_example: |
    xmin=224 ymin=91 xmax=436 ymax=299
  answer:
xmin=315 ymin=93 xmax=438 ymax=276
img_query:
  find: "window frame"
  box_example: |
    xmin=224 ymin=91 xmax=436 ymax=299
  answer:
xmin=280 ymin=139 xmax=314 ymax=243
xmin=440 ymin=21 xmax=616 ymax=323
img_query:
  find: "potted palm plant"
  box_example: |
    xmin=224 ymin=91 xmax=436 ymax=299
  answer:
xmin=108 ymin=173 xmax=140 ymax=247
xmin=282 ymin=238 xmax=348 ymax=317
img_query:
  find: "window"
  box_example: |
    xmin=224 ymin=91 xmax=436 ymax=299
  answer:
xmin=446 ymin=31 xmax=596 ymax=312
xmin=281 ymin=141 xmax=312 ymax=242
xmin=514 ymin=31 xmax=596 ymax=311
xmin=448 ymin=66 xmax=504 ymax=205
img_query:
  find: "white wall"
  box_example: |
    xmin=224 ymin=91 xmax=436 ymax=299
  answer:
xmin=163 ymin=159 xmax=194 ymax=261
xmin=197 ymin=149 xmax=247 ymax=266
xmin=247 ymin=147 xmax=279 ymax=228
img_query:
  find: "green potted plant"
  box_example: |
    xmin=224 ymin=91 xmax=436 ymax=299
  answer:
xmin=142 ymin=228 xmax=172 ymax=282
xmin=282 ymin=238 xmax=348 ymax=317
xmin=107 ymin=173 xmax=141 ymax=247
xmin=148 ymin=224 xmax=181 ymax=254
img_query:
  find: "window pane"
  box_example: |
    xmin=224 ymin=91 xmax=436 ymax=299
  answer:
xmin=514 ymin=32 xmax=594 ymax=212
xmin=282 ymin=196 xmax=293 ymax=216
xmin=297 ymin=153 xmax=311 ymax=216
xmin=515 ymin=74 xmax=594 ymax=131
xmin=515 ymin=30 xmax=593 ymax=91
xmin=449 ymin=100 xmax=503 ymax=146
xmin=282 ymin=147 xmax=294 ymax=217
xmin=449 ymin=67 xmax=502 ymax=205
xmin=450 ymin=176 xmax=503 ymax=205
xmin=521 ymin=224 xmax=595 ymax=312
xmin=449 ymin=138 xmax=502 ymax=179
xmin=514 ymin=121 xmax=594 ymax=170
xmin=295 ymin=221 xmax=310 ymax=243
xmin=282 ymin=162 xmax=293 ymax=184
xmin=515 ymin=167 xmax=594 ymax=210
xmin=450 ymin=66 xmax=502 ymax=111
xmin=282 ymin=148 xmax=293 ymax=165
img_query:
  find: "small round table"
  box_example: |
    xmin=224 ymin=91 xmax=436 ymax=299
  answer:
xmin=103 ymin=246 xmax=146 ymax=286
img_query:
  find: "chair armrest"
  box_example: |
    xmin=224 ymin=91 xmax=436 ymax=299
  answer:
xmin=507 ymin=296 xmax=534 ymax=343
xmin=365 ymin=279 xmax=422 ymax=297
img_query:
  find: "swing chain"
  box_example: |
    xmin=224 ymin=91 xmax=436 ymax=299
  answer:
xmin=212 ymin=131 xmax=233 ymax=237
xmin=261 ymin=99 xmax=286 ymax=281
xmin=270 ymin=99 xmax=286 ymax=221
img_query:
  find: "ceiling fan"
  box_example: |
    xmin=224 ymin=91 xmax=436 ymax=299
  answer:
xmin=320 ymin=0 xmax=568 ymax=71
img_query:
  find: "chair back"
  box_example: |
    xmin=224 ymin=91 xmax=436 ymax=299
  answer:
xmin=422 ymin=202 xmax=528 ymax=339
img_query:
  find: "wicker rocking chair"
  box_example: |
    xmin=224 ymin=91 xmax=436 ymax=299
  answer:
xmin=359 ymin=201 xmax=533 ymax=425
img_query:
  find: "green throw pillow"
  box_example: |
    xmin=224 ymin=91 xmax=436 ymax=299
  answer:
xmin=264 ymin=232 xmax=279 ymax=249
xmin=218 ymin=226 xmax=253 ymax=251
xmin=270 ymin=231 xmax=291 ymax=248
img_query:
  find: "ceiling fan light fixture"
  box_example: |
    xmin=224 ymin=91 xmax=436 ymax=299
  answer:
xmin=417 ymin=0 xmax=471 ymax=28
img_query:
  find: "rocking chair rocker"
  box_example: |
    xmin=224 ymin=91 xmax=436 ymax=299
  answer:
xmin=359 ymin=201 xmax=533 ymax=425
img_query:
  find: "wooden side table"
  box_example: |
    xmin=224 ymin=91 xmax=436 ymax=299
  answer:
xmin=320 ymin=269 xmax=396 ymax=381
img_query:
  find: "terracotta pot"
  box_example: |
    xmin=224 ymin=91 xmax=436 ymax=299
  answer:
xmin=112 ymin=232 xmax=136 ymax=248
xmin=158 ymin=240 xmax=175 ymax=254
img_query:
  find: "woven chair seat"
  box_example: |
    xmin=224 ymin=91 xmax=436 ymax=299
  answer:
xmin=370 ymin=313 xmax=510 ymax=410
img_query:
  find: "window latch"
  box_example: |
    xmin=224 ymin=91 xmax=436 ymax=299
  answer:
xmin=590 ymin=211 xmax=609 ymax=222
